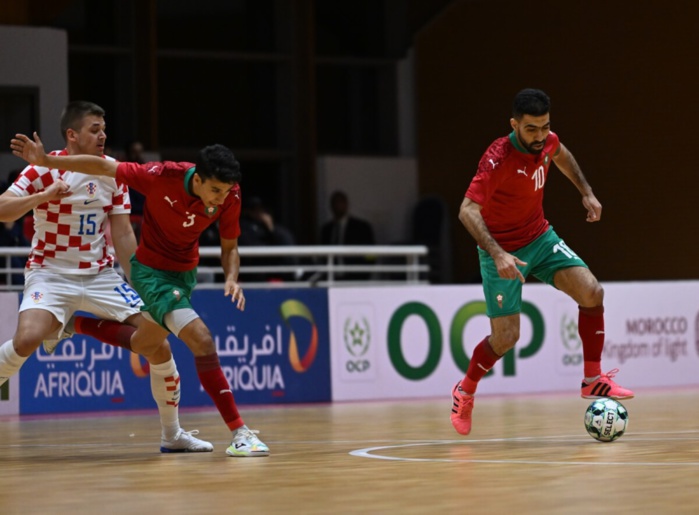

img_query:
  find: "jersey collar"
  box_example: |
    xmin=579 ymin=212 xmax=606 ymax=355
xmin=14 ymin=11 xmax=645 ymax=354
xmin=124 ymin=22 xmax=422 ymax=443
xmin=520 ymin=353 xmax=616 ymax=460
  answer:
xmin=509 ymin=131 xmax=529 ymax=154
xmin=184 ymin=167 xmax=196 ymax=196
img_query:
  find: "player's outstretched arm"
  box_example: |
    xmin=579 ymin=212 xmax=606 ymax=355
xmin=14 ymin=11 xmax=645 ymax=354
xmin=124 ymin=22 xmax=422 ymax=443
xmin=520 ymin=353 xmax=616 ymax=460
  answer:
xmin=11 ymin=132 xmax=118 ymax=178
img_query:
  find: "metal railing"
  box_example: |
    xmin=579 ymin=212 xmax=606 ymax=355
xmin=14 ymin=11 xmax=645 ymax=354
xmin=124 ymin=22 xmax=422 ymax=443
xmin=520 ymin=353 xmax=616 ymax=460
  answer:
xmin=0 ymin=245 xmax=430 ymax=291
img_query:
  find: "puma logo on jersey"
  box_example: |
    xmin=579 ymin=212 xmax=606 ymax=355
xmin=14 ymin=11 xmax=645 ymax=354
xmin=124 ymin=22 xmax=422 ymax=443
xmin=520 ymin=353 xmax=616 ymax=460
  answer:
xmin=517 ymin=167 xmax=527 ymax=176
xmin=164 ymin=196 xmax=177 ymax=207
xmin=147 ymin=165 xmax=158 ymax=174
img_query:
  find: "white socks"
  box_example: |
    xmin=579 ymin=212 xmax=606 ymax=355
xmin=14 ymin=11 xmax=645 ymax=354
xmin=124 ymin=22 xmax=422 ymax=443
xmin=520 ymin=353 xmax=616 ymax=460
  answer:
xmin=149 ymin=357 xmax=182 ymax=440
xmin=0 ymin=340 xmax=28 ymax=387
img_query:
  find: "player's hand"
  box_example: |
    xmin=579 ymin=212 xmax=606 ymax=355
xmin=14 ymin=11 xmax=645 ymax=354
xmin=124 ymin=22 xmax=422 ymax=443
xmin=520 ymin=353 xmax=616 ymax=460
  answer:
xmin=224 ymin=278 xmax=246 ymax=311
xmin=10 ymin=132 xmax=47 ymax=167
xmin=43 ymin=179 xmax=73 ymax=201
xmin=582 ymin=194 xmax=602 ymax=222
xmin=494 ymin=252 xmax=527 ymax=283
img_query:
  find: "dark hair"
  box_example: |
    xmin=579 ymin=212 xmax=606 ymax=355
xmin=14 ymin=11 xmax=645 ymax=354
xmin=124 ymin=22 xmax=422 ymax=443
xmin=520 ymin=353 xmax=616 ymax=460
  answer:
xmin=60 ymin=101 xmax=105 ymax=142
xmin=330 ymin=190 xmax=348 ymax=204
xmin=195 ymin=144 xmax=242 ymax=184
xmin=512 ymin=89 xmax=550 ymax=119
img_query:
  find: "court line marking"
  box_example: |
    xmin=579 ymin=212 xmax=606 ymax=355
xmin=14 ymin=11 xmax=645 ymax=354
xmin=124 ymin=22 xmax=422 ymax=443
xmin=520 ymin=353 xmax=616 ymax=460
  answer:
xmin=349 ymin=432 xmax=699 ymax=466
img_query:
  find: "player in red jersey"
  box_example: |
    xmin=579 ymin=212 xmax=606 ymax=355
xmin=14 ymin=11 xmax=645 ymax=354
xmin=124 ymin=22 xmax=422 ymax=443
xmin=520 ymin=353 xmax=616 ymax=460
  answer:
xmin=449 ymin=89 xmax=634 ymax=436
xmin=11 ymin=133 xmax=269 ymax=457
xmin=0 ymin=101 xmax=212 ymax=452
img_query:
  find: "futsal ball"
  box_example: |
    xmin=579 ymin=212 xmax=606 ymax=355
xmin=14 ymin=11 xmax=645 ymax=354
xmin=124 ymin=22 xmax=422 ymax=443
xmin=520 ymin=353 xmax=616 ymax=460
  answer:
xmin=584 ymin=398 xmax=628 ymax=442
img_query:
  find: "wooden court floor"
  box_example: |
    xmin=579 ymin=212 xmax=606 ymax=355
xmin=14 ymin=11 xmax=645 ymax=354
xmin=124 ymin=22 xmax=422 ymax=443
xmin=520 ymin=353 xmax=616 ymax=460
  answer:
xmin=2 ymin=387 xmax=699 ymax=515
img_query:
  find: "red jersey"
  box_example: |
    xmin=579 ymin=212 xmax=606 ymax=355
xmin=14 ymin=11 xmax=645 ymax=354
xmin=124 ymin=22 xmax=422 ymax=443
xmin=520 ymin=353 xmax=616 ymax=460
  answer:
xmin=116 ymin=161 xmax=241 ymax=272
xmin=465 ymin=131 xmax=561 ymax=251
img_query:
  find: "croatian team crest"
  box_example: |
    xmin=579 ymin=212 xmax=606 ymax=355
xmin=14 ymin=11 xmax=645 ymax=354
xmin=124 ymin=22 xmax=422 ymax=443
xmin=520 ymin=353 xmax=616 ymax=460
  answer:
xmin=85 ymin=182 xmax=98 ymax=198
xmin=30 ymin=291 xmax=43 ymax=303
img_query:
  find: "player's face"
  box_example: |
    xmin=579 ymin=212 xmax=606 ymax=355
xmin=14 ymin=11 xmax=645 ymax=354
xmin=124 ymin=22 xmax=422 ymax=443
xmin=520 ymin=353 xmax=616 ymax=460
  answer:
xmin=193 ymin=175 xmax=236 ymax=208
xmin=67 ymin=115 xmax=107 ymax=157
xmin=510 ymin=113 xmax=550 ymax=154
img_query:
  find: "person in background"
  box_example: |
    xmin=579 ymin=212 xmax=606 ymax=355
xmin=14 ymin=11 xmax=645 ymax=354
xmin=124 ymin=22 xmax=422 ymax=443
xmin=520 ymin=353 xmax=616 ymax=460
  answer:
xmin=122 ymin=140 xmax=147 ymax=240
xmin=238 ymin=195 xmax=297 ymax=283
xmin=320 ymin=190 xmax=375 ymax=280
xmin=449 ymin=88 xmax=634 ymax=437
xmin=0 ymin=170 xmax=30 ymax=285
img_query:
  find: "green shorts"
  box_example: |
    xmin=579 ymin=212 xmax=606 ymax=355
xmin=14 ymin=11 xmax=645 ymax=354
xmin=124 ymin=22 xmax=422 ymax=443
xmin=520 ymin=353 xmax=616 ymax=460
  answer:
xmin=478 ymin=227 xmax=588 ymax=318
xmin=129 ymin=254 xmax=198 ymax=329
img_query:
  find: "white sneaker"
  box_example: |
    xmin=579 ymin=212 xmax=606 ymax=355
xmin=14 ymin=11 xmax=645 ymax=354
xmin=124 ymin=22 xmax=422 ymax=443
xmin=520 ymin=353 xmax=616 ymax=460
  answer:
xmin=226 ymin=427 xmax=270 ymax=457
xmin=42 ymin=316 xmax=77 ymax=354
xmin=160 ymin=429 xmax=214 ymax=453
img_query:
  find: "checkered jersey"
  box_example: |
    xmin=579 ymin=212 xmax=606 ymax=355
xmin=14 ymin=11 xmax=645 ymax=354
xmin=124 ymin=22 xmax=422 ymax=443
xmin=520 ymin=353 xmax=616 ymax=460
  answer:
xmin=8 ymin=150 xmax=131 ymax=274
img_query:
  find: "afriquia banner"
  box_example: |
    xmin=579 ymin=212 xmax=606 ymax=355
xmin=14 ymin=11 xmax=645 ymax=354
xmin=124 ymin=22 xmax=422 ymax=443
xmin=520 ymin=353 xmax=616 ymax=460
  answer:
xmin=20 ymin=288 xmax=330 ymax=414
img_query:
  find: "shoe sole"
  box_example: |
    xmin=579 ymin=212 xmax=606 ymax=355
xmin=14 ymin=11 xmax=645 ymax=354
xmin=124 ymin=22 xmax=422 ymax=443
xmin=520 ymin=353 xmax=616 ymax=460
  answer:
xmin=581 ymin=394 xmax=635 ymax=400
xmin=226 ymin=449 xmax=270 ymax=457
xmin=160 ymin=446 xmax=214 ymax=453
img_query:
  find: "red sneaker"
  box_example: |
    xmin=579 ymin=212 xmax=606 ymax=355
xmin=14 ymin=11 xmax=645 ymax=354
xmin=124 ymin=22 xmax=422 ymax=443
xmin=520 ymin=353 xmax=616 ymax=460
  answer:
xmin=581 ymin=368 xmax=635 ymax=400
xmin=450 ymin=382 xmax=475 ymax=435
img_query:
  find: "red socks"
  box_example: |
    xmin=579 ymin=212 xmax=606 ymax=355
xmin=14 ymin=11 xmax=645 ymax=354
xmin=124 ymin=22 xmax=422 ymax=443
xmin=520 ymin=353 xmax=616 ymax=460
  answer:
xmin=195 ymin=353 xmax=243 ymax=430
xmin=460 ymin=336 xmax=500 ymax=395
xmin=74 ymin=316 xmax=135 ymax=351
xmin=579 ymin=305 xmax=604 ymax=378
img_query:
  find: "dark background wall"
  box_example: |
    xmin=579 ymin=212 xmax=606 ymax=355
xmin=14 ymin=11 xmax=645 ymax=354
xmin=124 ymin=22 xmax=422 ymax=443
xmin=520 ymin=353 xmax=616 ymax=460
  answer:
xmin=0 ymin=0 xmax=452 ymax=247
xmin=416 ymin=0 xmax=699 ymax=282
xmin=1 ymin=0 xmax=697 ymax=283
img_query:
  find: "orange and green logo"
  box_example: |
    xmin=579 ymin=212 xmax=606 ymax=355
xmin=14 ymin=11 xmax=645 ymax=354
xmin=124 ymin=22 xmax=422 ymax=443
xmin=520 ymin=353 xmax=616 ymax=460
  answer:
xmin=280 ymin=300 xmax=318 ymax=373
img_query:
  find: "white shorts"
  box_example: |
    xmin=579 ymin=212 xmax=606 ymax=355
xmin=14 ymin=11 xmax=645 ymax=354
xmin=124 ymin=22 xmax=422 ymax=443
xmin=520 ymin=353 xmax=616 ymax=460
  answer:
xmin=21 ymin=268 xmax=143 ymax=340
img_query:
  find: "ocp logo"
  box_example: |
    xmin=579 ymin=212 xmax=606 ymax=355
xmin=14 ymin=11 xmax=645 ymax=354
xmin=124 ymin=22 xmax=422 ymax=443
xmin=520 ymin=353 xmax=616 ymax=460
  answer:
xmin=560 ymin=314 xmax=582 ymax=351
xmin=281 ymin=300 xmax=318 ymax=373
xmin=558 ymin=313 xmax=583 ymax=368
xmin=344 ymin=317 xmax=370 ymax=357
xmin=387 ymin=300 xmax=545 ymax=380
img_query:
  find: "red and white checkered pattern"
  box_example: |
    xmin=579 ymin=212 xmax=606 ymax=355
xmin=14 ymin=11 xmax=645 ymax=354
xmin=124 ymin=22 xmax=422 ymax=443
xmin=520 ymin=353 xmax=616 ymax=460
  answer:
xmin=9 ymin=150 xmax=131 ymax=274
